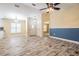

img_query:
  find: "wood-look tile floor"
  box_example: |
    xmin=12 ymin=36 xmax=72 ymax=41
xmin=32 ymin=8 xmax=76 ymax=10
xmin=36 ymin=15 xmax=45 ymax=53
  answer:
xmin=0 ymin=35 xmax=79 ymax=56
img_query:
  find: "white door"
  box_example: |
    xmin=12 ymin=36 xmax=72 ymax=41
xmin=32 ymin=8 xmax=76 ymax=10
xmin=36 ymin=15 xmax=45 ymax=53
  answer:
xmin=28 ymin=18 xmax=37 ymax=36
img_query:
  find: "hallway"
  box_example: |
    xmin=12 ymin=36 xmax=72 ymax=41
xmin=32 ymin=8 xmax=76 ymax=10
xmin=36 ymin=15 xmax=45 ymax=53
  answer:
xmin=0 ymin=35 xmax=79 ymax=56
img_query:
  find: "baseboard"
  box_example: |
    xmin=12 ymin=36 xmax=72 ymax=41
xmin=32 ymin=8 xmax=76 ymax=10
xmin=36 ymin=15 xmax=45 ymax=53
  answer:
xmin=49 ymin=36 xmax=79 ymax=44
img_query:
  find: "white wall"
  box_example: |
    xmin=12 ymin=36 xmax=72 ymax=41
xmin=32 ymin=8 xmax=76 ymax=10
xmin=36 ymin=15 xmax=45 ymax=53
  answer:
xmin=0 ymin=19 xmax=3 ymax=27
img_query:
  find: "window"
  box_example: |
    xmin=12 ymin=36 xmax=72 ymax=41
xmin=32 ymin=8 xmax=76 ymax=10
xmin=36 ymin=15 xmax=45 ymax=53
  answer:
xmin=11 ymin=22 xmax=21 ymax=33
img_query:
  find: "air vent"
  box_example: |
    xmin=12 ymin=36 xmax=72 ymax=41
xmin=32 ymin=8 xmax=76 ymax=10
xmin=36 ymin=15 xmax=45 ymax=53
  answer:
xmin=32 ymin=3 xmax=36 ymax=6
xmin=15 ymin=4 xmax=20 ymax=8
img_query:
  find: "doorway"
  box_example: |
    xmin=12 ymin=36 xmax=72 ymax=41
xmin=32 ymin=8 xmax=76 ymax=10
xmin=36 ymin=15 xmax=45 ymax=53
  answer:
xmin=42 ymin=12 xmax=50 ymax=37
xmin=28 ymin=17 xmax=37 ymax=36
xmin=43 ymin=22 xmax=49 ymax=36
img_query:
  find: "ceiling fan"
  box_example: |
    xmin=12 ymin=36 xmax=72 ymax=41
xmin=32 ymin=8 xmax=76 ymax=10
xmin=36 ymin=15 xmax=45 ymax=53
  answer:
xmin=40 ymin=3 xmax=60 ymax=11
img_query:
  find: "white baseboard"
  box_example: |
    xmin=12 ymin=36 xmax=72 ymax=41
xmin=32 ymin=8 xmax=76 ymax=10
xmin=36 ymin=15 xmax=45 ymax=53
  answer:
xmin=49 ymin=36 xmax=79 ymax=44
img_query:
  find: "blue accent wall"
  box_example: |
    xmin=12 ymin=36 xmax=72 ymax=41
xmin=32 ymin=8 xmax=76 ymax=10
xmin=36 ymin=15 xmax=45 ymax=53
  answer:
xmin=50 ymin=28 xmax=79 ymax=41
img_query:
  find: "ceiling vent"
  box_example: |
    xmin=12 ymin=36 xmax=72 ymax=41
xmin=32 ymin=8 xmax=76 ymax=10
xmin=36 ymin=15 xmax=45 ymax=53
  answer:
xmin=32 ymin=3 xmax=36 ymax=6
xmin=15 ymin=4 xmax=20 ymax=8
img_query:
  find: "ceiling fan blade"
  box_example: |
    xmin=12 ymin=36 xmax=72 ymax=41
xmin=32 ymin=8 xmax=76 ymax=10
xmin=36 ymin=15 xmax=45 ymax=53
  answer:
xmin=40 ymin=8 xmax=47 ymax=10
xmin=46 ymin=3 xmax=49 ymax=6
xmin=54 ymin=3 xmax=60 ymax=6
xmin=46 ymin=3 xmax=50 ymax=8
xmin=54 ymin=7 xmax=60 ymax=10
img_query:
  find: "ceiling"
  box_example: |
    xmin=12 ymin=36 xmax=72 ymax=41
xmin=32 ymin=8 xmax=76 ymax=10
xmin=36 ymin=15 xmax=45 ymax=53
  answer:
xmin=24 ymin=3 xmax=47 ymax=10
xmin=24 ymin=3 xmax=79 ymax=10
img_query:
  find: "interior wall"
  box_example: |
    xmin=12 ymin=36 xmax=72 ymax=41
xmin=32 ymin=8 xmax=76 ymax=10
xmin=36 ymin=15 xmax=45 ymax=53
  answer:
xmin=3 ymin=19 xmax=11 ymax=37
xmin=50 ymin=3 xmax=79 ymax=41
xmin=0 ymin=19 xmax=3 ymax=27
xmin=42 ymin=12 xmax=50 ymax=22
xmin=50 ymin=3 xmax=79 ymax=28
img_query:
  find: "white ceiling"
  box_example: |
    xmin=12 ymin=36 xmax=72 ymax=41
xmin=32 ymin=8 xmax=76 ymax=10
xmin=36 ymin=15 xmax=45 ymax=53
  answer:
xmin=24 ymin=3 xmax=79 ymax=10
xmin=24 ymin=3 xmax=47 ymax=10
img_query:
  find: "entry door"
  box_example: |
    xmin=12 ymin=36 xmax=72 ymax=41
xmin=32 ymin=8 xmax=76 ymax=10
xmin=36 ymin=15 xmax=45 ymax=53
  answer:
xmin=28 ymin=18 xmax=37 ymax=36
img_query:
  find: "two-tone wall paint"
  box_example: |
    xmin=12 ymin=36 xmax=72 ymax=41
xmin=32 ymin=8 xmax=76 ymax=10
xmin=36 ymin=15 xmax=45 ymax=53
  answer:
xmin=49 ymin=3 xmax=79 ymax=41
xmin=50 ymin=28 xmax=79 ymax=41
